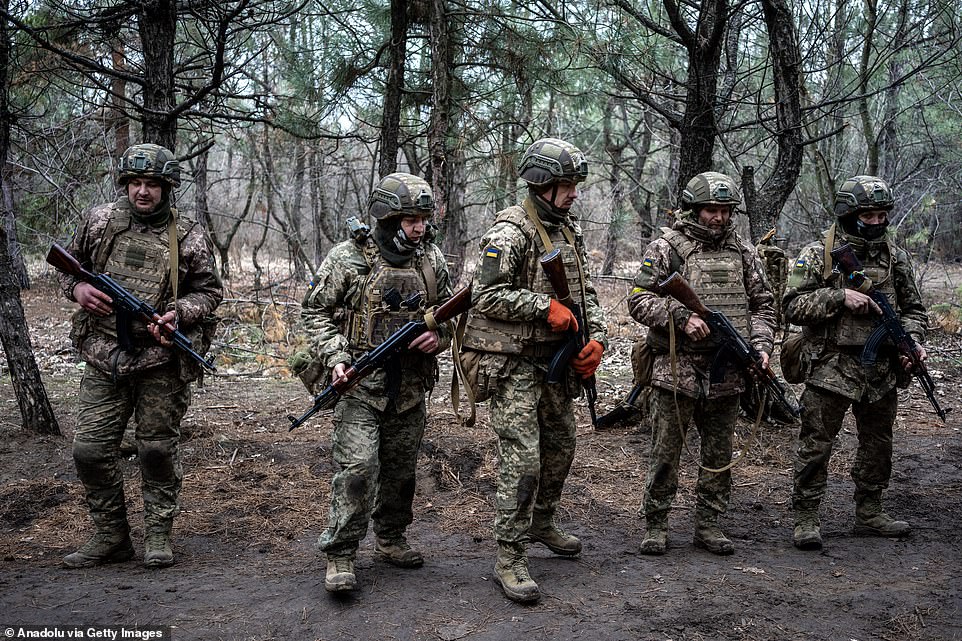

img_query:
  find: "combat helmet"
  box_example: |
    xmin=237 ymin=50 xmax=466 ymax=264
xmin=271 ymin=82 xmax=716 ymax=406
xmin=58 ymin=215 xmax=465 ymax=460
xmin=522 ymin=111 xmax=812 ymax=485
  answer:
xmin=368 ymin=173 xmax=434 ymax=220
xmin=681 ymin=171 xmax=741 ymax=209
xmin=118 ymin=143 xmax=181 ymax=188
xmin=833 ymin=175 xmax=894 ymax=218
xmin=519 ymin=138 xmax=588 ymax=187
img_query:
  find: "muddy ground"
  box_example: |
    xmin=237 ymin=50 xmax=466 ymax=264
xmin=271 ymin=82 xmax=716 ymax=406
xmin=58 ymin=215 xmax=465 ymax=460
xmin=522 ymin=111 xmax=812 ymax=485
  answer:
xmin=1 ymin=275 xmax=961 ymax=641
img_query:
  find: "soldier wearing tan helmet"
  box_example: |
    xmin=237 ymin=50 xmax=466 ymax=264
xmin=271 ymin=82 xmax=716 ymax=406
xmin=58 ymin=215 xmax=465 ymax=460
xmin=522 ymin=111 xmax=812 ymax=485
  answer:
xmin=58 ymin=143 xmax=223 ymax=570
xmin=295 ymin=172 xmax=454 ymax=594
xmin=783 ymin=175 xmax=929 ymax=550
xmin=460 ymin=137 xmax=608 ymax=604
xmin=628 ymin=171 xmax=776 ymax=557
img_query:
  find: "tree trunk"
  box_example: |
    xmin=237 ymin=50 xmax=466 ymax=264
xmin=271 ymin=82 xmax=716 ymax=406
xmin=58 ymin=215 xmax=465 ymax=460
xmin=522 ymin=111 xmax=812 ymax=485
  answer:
xmin=138 ymin=0 xmax=177 ymax=148
xmin=745 ymin=0 xmax=805 ymax=243
xmin=0 ymin=0 xmax=59 ymax=434
xmin=428 ymin=0 xmax=466 ymax=283
xmin=668 ymin=0 xmax=728 ymax=194
xmin=378 ymin=0 xmax=408 ymax=177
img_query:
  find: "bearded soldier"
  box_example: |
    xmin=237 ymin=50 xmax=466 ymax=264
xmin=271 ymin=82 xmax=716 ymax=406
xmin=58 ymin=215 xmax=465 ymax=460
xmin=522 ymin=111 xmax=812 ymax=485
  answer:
xmin=59 ymin=143 xmax=223 ymax=569
xmin=295 ymin=173 xmax=453 ymax=593
xmin=460 ymin=137 xmax=608 ymax=604
xmin=784 ymin=175 xmax=929 ymax=550
xmin=628 ymin=171 xmax=776 ymax=557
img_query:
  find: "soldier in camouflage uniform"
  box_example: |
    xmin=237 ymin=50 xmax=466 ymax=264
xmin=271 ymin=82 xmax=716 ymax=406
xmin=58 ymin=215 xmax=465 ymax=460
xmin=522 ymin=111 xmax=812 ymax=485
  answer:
xmin=296 ymin=173 xmax=453 ymax=593
xmin=628 ymin=171 xmax=776 ymax=556
xmin=58 ymin=144 xmax=223 ymax=569
xmin=461 ymin=138 xmax=608 ymax=604
xmin=783 ymin=175 xmax=928 ymax=550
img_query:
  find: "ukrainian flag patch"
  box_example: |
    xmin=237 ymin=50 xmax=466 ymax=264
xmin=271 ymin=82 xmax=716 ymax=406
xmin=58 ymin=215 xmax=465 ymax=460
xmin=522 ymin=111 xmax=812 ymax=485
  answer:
xmin=795 ymin=258 xmax=807 ymax=268
xmin=484 ymin=247 xmax=501 ymax=259
xmin=642 ymin=258 xmax=653 ymax=268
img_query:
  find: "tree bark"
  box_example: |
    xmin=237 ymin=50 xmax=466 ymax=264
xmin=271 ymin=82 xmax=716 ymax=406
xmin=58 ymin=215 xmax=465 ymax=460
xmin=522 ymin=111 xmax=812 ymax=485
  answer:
xmin=138 ymin=0 xmax=177 ymax=148
xmin=428 ymin=0 xmax=466 ymax=283
xmin=378 ymin=0 xmax=408 ymax=177
xmin=0 ymin=2 xmax=59 ymax=434
xmin=744 ymin=0 xmax=805 ymax=242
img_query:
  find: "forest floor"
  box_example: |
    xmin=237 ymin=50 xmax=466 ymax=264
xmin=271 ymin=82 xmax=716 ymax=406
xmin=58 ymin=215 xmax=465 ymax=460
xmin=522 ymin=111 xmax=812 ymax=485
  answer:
xmin=1 ymin=272 xmax=961 ymax=641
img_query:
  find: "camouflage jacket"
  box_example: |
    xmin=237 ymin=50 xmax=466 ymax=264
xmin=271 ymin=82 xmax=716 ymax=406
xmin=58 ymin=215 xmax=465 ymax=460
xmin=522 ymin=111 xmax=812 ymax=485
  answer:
xmin=783 ymin=228 xmax=927 ymax=402
xmin=58 ymin=197 xmax=223 ymax=377
xmin=298 ymin=238 xmax=453 ymax=413
xmin=628 ymin=216 xmax=776 ymax=398
xmin=471 ymin=202 xmax=608 ymax=360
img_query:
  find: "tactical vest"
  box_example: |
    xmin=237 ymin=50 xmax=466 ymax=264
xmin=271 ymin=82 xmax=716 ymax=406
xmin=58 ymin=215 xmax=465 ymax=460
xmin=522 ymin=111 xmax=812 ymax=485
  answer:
xmin=344 ymin=239 xmax=438 ymax=350
xmin=833 ymin=243 xmax=897 ymax=347
xmin=647 ymin=228 xmax=749 ymax=353
xmin=462 ymin=205 xmax=587 ymax=356
xmin=87 ymin=203 xmax=194 ymax=344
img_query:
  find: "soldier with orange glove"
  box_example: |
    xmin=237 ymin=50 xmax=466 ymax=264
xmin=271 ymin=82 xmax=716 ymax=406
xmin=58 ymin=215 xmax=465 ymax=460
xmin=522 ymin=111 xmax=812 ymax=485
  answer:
xmin=460 ymin=138 xmax=608 ymax=604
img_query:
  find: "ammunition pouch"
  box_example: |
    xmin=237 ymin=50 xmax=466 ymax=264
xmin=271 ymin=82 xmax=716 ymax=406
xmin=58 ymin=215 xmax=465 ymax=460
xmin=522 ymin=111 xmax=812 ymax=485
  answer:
xmin=779 ymin=332 xmax=807 ymax=384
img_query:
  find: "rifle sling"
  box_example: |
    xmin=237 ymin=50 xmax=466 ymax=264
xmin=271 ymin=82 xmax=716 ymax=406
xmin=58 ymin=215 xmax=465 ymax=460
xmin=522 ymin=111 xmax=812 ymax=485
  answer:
xmin=522 ymin=198 xmax=591 ymax=340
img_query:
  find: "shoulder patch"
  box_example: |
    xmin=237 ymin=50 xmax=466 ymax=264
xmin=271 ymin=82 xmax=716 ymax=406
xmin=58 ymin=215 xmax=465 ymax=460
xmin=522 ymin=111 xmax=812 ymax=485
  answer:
xmin=484 ymin=246 xmax=501 ymax=259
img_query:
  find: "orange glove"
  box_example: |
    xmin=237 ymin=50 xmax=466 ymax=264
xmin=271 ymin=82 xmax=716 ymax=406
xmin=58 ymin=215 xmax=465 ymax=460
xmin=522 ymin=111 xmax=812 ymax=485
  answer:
xmin=572 ymin=340 xmax=604 ymax=378
xmin=547 ymin=299 xmax=579 ymax=332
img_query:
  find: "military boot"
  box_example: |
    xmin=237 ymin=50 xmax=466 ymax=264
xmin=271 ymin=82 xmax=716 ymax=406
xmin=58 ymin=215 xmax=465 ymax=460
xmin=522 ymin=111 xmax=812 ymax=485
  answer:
xmin=792 ymin=509 xmax=822 ymax=551
xmin=639 ymin=516 xmax=668 ymax=556
xmin=854 ymin=491 xmax=911 ymax=538
xmin=63 ymin=524 xmax=134 ymax=569
xmin=375 ymin=535 xmax=424 ymax=568
xmin=325 ymin=555 xmax=357 ymax=593
xmin=494 ymin=542 xmax=540 ymax=604
xmin=694 ymin=509 xmax=734 ymax=556
xmin=144 ymin=522 xmax=174 ymax=569
xmin=529 ymin=520 xmax=582 ymax=556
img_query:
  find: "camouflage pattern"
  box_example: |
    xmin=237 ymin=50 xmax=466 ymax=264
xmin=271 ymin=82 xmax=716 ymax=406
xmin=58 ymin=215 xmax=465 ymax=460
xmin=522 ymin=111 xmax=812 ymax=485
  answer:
xmin=784 ymin=224 xmax=927 ymax=515
xmin=627 ymin=212 xmax=776 ymax=398
xmin=58 ymin=197 xmax=223 ymax=378
xmin=298 ymin=233 xmax=453 ymax=557
xmin=792 ymin=385 xmax=898 ymax=509
xmin=833 ymin=175 xmax=894 ymax=218
xmin=298 ymin=237 xmax=453 ymax=413
xmin=755 ymin=232 xmax=788 ymax=331
xmin=782 ymin=230 xmax=926 ymax=402
xmin=681 ymin=172 xmax=741 ymax=208
xmin=118 ymin=144 xmax=181 ymax=188
xmin=60 ymin=189 xmax=221 ymax=552
xmin=488 ymin=358 xmax=578 ymax=543
xmin=519 ymin=138 xmax=588 ymax=187
xmin=464 ymin=197 xmax=607 ymax=545
xmin=316 ymin=397 xmax=428 ymax=556
xmin=73 ymin=364 xmax=189 ymax=532
xmin=643 ymin=388 xmax=740 ymax=519
xmin=368 ymin=172 xmax=434 ymax=220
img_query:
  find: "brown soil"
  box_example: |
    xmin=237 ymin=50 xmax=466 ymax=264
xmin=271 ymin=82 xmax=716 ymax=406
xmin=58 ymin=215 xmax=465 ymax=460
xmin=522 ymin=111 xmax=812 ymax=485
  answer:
xmin=1 ymin=275 xmax=961 ymax=641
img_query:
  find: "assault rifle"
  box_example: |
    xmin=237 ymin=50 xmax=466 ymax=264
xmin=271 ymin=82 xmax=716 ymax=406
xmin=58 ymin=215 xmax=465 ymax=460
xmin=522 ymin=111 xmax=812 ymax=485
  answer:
xmin=540 ymin=248 xmax=598 ymax=426
xmin=287 ymin=286 xmax=473 ymax=431
xmin=831 ymin=243 xmax=947 ymax=421
xmin=657 ymin=272 xmax=801 ymax=418
xmin=46 ymin=242 xmax=216 ymax=373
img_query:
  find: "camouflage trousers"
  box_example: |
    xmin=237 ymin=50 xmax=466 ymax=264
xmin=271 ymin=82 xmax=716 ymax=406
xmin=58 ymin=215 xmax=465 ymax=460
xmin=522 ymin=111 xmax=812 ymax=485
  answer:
xmin=488 ymin=359 xmax=577 ymax=544
xmin=317 ymin=396 xmax=426 ymax=557
xmin=792 ymin=385 xmax=898 ymax=509
xmin=643 ymin=388 xmax=740 ymax=520
xmin=73 ymin=363 xmax=189 ymax=531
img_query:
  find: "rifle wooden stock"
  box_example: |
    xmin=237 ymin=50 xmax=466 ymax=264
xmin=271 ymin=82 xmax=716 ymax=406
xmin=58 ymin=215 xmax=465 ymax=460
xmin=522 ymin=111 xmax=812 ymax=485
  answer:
xmin=539 ymin=248 xmax=598 ymax=426
xmin=46 ymin=242 xmax=217 ymax=373
xmin=657 ymin=272 xmax=711 ymax=318
xmin=656 ymin=271 xmax=801 ymax=418
xmin=287 ymin=286 xmax=473 ymax=430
